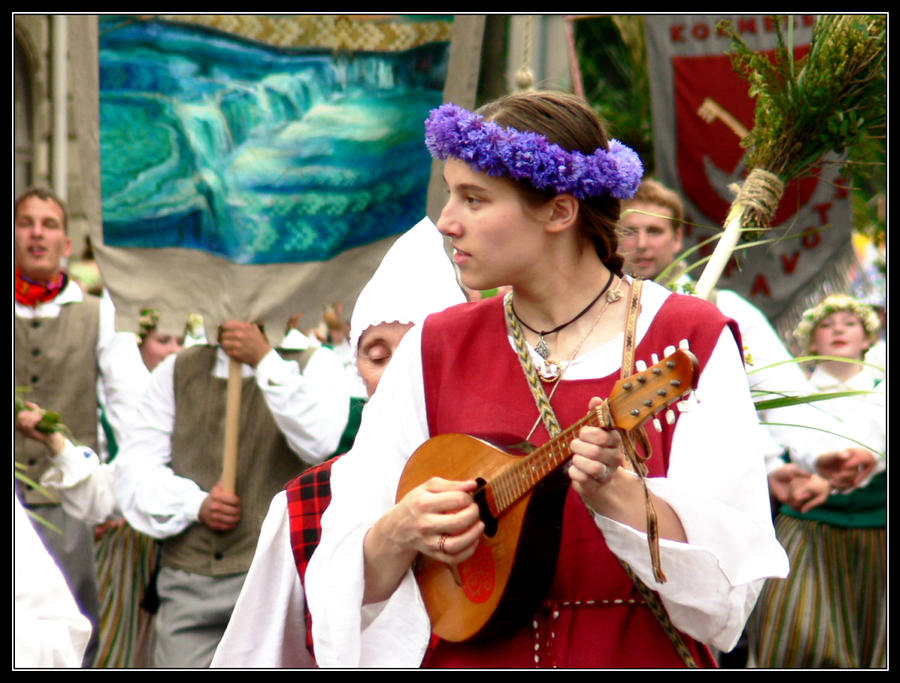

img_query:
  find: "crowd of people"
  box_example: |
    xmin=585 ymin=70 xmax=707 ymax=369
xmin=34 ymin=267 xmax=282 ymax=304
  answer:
xmin=14 ymin=89 xmax=885 ymax=669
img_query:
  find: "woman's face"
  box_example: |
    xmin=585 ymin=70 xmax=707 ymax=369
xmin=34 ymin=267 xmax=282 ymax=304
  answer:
xmin=436 ymin=158 xmax=550 ymax=292
xmin=140 ymin=330 xmax=184 ymax=371
xmin=811 ymin=310 xmax=870 ymax=359
xmin=356 ymin=321 xmax=414 ymax=397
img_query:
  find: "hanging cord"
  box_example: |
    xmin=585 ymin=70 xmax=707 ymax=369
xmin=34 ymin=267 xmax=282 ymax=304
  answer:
xmin=515 ymin=16 xmax=535 ymax=91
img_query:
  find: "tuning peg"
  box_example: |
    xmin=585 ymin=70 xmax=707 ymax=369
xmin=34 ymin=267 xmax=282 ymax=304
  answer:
xmin=665 ymin=409 xmax=676 ymax=425
xmin=679 ymin=339 xmax=690 ymax=350
xmin=663 ymin=345 xmax=676 ymax=357
xmin=652 ymin=417 xmax=662 ymax=432
xmin=651 ymin=353 xmax=659 ymax=364
xmin=635 ymin=360 xmax=647 ymax=372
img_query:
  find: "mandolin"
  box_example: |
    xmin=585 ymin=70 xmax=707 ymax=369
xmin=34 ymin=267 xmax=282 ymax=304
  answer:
xmin=395 ymin=347 xmax=698 ymax=643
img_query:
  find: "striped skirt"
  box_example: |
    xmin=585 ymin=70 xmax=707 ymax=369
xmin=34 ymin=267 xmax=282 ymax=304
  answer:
xmin=91 ymin=522 xmax=159 ymax=668
xmin=746 ymin=514 xmax=886 ymax=668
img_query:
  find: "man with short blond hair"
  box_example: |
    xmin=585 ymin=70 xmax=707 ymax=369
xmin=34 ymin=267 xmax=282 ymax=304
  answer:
xmin=618 ymin=178 xmax=686 ymax=282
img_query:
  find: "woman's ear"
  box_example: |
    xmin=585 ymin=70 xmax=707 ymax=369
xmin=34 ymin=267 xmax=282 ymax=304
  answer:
xmin=546 ymin=194 xmax=579 ymax=234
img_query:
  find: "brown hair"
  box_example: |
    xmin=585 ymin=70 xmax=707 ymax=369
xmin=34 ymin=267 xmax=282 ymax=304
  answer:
xmin=477 ymin=91 xmax=625 ymax=276
xmin=627 ymin=178 xmax=685 ymax=232
xmin=15 ymin=186 xmax=69 ymax=233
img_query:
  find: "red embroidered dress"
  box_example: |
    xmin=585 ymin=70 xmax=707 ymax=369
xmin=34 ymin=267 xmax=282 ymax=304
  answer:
xmin=419 ymin=294 xmax=738 ymax=668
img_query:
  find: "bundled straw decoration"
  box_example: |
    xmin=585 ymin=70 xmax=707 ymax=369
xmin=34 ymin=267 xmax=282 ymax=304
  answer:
xmin=694 ymin=15 xmax=886 ymax=300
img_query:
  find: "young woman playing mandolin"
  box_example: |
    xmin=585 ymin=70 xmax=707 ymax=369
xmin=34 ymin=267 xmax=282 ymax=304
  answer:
xmin=306 ymin=91 xmax=789 ymax=668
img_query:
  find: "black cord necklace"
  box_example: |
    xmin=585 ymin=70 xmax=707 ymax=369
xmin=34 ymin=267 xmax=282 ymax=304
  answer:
xmin=512 ymin=270 xmax=615 ymax=359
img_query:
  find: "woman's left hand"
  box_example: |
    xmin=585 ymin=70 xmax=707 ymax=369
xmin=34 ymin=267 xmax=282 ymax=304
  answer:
xmin=568 ymin=398 xmax=625 ymax=501
xmin=567 ymin=397 xmax=687 ymax=543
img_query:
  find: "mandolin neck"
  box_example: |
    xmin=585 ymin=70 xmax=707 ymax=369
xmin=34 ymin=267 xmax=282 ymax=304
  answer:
xmin=485 ymin=407 xmax=605 ymax=518
xmin=478 ymin=348 xmax=696 ymax=521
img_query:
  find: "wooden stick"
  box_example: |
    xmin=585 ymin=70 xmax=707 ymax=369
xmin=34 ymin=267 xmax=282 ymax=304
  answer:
xmin=695 ymin=168 xmax=783 ymax=301
xmin=221 ymin=357 xmax=242 ymax=495
xmin=694 ymin=206 xmax=742 ymax=302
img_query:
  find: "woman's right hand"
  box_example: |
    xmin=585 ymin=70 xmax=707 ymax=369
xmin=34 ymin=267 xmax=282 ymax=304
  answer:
xmin=363 ymin=477 xmax=484 ymax=604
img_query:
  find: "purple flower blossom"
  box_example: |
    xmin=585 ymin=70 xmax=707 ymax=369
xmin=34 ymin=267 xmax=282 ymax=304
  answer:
xmin=423 ymin=103 xmax=644 ymax=200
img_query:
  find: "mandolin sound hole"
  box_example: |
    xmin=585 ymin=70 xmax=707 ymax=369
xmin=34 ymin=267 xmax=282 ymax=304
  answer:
xmin=473 ymin=477 xmax=498 ymax=537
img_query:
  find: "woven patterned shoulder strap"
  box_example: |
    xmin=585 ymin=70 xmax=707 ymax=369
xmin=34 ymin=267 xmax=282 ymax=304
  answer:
xmin=621 ymin=277 xmax=642 ymax=380
xmin=504 ymin=293 xmax=562 ymax=436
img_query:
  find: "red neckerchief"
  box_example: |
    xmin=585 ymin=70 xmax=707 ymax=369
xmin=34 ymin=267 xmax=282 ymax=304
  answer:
xmin=14 ymin=268 xmax=68 ymax=307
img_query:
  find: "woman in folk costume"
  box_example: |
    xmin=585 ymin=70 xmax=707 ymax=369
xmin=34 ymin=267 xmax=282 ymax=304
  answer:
xmin=305 ymin=90 xmax=789 ymax=669
xmin=748 ymin=294 xmax=885 ymax=668
xmin=209 ymin=217 xmax=466 ymax=667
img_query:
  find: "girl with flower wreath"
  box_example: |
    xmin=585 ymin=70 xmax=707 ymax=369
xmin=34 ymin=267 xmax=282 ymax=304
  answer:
xmin=747 ymin=294 xmax=886 ymax=668
xmin=305 ymin=90 xmax=788 ymax=668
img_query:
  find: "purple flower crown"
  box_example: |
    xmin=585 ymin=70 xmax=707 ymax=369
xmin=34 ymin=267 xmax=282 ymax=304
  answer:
xmin=424 ymin=102 xmax=643 ymax=200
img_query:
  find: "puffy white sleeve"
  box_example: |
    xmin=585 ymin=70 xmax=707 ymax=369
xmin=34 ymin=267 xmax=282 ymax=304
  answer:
xmin=254 ymin=344 xmax=351 ymax=464
xmin=211 ymin=492 xmax=314 ymax=668
xmin=593 ymin=327 xmax=789 ymax=652
xmin=39 ymin=439 xmax=118 ymax=525
xmin=113 ymin=355 xmax=208 ymax=539
xmin=306 ymin=326 xmax=433 ymax=668
xmin=95 ymin=290 xmax=151 ymax=447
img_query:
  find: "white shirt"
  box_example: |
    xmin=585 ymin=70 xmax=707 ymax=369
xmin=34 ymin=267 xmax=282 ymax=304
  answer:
xmin=14 ymin=497 xmax=93 ymax=668
xmin=803 ymin=364 xmax=886 ymax=483
xmin=15 ymin=281 xmax=150 ymax=451
xmin=305 ymin=280 xmax=789 ymax=666
xmin=113 ymin=333 xmax=350 ymax=540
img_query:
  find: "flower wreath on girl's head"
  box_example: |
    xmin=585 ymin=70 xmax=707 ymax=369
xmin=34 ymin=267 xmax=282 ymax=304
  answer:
xmin=793 ymin=293 xmax=882 ymax=354
xmin=424 ymin=103 xmax=644 ymax=201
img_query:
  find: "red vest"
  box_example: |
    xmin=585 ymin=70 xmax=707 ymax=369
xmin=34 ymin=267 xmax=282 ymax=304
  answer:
xmin=420 ymin=292 xmax=738 ymax=668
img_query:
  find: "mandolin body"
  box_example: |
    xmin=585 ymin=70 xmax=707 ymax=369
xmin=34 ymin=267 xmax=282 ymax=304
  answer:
xmin=395 ymin=349 xmax=697 ymax=644
xmin=396 ymin=433 xmax=569 ymax=643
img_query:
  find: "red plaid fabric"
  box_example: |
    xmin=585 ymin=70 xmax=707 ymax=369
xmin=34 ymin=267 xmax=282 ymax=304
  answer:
xmin=285 ymin=455 xmax=340 ymax=659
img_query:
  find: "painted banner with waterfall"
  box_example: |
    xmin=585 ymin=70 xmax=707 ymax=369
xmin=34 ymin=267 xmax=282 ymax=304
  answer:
xmin=643 ymin=15 xmax=854 ymax=336
xmin=94 ymin=15 xmax=454 ymax=344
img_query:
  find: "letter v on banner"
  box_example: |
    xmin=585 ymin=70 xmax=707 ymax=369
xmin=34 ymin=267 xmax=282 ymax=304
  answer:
xmin=643 ymin=14 xmax=854 ymax=330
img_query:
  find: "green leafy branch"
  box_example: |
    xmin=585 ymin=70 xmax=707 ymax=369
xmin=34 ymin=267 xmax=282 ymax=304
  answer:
xmin=14 ymin=388 xmax=66 ymax=530
xmin=719 ymin=14 xmax=886 ymax=234
xmin=759 ymin=421 xmax=884 ymax=460
xmin=14 ymin=388 xmax=74 ymax=440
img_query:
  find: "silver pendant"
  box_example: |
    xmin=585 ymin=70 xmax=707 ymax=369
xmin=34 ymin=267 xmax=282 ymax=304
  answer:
xmin=535 ymin=335 xmax=550 ymax=359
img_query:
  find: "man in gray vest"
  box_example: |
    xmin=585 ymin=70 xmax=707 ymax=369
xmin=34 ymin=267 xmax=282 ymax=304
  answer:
xmin=113 ymin=315 xmax=350 ymax=668
xmin=14 ymin=187 xmax=149 ymax=666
